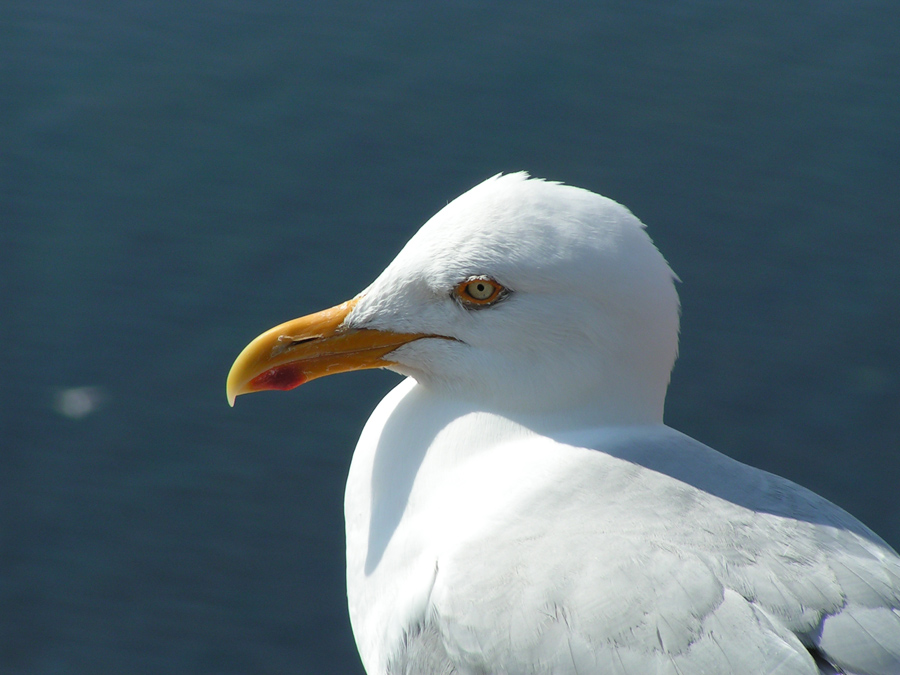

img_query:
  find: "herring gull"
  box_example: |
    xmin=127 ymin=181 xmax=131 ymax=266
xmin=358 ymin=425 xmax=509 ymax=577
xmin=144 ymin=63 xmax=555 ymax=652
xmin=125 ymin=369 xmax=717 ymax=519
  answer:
xmin=227 ymin=173 xmax=900 ymax=674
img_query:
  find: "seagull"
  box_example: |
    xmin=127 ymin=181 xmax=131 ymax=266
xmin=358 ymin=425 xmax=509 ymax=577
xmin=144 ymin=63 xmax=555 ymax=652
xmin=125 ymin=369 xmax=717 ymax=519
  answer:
xmin=227 ymin=173 xmax=900 ymax=674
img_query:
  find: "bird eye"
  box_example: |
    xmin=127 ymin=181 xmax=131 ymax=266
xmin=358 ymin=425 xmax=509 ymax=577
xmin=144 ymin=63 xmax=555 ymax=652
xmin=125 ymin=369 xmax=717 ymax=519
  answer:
xmin=455 ymin=277 xmax=506 ymax=306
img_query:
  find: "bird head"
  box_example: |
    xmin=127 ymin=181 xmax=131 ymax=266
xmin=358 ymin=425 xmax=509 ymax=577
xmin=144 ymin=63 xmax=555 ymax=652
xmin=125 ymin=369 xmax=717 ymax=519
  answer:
xmin=227 ymin=173 xmax=679 ymax=425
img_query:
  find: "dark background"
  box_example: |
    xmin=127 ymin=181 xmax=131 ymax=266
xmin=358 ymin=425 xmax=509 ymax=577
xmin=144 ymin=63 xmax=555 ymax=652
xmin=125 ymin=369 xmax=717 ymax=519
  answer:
xmin=3 ymin=1 xmax=899 ymax=673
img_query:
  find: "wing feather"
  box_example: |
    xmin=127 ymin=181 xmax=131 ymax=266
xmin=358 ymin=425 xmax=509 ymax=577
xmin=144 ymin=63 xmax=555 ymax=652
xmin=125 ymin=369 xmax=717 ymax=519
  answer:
xmin=388 ymin=428 xmax=900 ymax=673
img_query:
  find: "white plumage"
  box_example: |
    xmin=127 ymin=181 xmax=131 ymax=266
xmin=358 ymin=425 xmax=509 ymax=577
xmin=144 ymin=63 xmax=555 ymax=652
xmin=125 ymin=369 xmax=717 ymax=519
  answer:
xmin=230 ymin=173 xmax=900 ymax=674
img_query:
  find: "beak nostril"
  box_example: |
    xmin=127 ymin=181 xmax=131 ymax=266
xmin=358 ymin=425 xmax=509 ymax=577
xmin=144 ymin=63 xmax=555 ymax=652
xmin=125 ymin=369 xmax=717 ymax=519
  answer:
xmin=276 ymin=334 xmax=322 ymax=348
xmin=267 ymin=334 xmax=323 ymax=359
xmin=287 ymin=336 xmax=320 ymax=347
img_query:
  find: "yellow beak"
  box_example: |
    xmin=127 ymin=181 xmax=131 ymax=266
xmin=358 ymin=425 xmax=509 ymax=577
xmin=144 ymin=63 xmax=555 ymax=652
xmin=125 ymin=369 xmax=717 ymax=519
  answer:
xmin=226 ymin=297 xmax=428 ymax=406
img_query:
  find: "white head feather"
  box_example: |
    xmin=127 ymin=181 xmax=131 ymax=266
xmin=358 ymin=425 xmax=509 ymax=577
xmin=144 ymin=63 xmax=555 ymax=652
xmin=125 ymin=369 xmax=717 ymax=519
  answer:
xmin=346 ymin=172 xmax=680 ymax=426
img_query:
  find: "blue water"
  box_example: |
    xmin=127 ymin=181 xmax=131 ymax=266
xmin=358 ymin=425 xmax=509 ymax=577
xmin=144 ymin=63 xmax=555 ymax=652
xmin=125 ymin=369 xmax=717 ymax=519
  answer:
xmin=4 ymin=1 xmax=899 ymax=672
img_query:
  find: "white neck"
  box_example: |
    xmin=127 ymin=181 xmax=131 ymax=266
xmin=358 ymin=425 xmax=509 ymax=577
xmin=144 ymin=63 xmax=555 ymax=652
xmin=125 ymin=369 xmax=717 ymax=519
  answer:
xmin=343 ymin=379 xmax=528 ymax=670
xmin=343 ymin=376 xmax=664 ymax=671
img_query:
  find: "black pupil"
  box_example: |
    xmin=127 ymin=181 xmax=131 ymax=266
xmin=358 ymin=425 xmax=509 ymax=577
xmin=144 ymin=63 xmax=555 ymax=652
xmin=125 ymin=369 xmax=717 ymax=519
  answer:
xmin=466 ymin=280 xmax=494 ymax=301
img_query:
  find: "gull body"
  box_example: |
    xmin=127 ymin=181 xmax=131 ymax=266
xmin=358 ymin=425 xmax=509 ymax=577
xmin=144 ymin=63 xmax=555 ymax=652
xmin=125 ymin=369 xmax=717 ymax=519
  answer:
xmin=228 ymin=174 xmax=900 ymax=674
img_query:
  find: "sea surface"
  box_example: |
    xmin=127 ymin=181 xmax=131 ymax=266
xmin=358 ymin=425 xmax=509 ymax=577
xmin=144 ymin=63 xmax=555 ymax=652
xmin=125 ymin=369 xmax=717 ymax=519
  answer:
xmin=3 ymin=1 xmax=899 ymax=672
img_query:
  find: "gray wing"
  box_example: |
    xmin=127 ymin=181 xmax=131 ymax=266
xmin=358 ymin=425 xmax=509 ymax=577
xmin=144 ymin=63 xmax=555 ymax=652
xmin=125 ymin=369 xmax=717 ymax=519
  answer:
xmin=392 ymin=428 xmax=900 ymax=674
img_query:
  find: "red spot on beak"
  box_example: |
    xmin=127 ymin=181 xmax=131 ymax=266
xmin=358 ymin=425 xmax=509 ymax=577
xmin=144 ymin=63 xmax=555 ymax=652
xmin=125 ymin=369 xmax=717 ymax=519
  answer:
xmin=249 ymin=363 xmax=308 ymax=391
